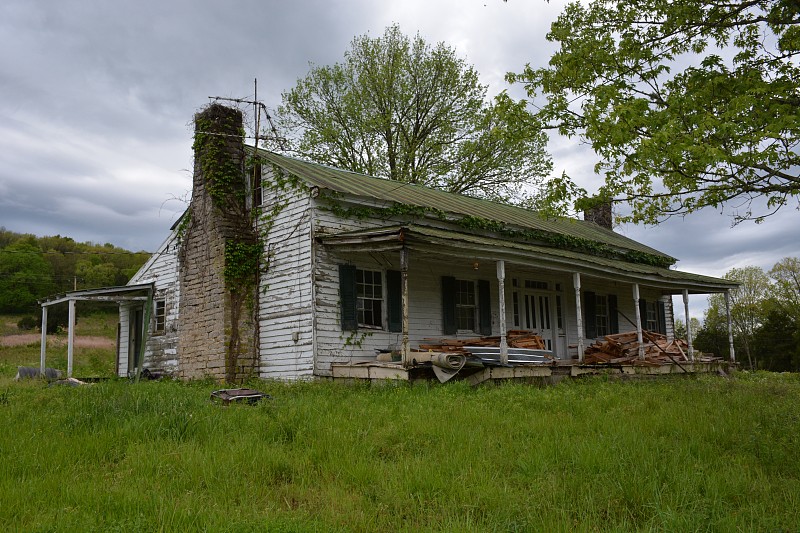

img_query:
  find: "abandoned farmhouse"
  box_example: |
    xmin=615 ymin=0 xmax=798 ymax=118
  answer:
xmin=40 ymin=104 xmax=738 ymax=383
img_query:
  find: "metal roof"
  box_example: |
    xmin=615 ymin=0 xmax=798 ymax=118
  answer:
xmin=254 ymin=149 xmax=676 ymax=264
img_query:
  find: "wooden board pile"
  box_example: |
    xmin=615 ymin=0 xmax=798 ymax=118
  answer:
xmin=418 ymin=330 xmax=546 ymax=354
xmin=583 ymin=330 xmax=697 ymax=365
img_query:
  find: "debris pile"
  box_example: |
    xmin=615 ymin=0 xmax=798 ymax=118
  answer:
xmin=583 ymin=330 xmax=720 ymax=365
xmin=418 ymin=330 xmax=547 ymax=354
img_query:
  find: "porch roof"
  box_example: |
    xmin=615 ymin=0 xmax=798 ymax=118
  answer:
xmin=253 ymin=148 xmax=675 ymax=265
xmin=319 ymin=225 xmax=736 ymax=294
xmin=39 ymin=283 xmax=153 ymax=307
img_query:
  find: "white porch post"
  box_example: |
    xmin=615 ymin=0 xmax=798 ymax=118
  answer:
xmin=497 ymin=260 xmax=508 ymax=365
xmin=633 ymin=283 xmax=645 ymax=359
xmin=67 ymin=299 xmax=76 ymax=377
xmin=40 ymin=305 xmax=48 ymax=373
xmin=400 ymin=247 xmax=410 ymax=368
xmin=683 ymin=289 xmax=695 ymax=361
xmin=573 ymin=273 xmax=584 ymax=362
xmin=725 ymin=289 xmax=736 ymax=363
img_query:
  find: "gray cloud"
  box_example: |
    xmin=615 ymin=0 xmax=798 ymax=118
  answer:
xmin=1 ymin=0 xmax=797 ymax=323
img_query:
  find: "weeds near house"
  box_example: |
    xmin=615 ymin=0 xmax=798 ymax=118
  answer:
xmin=0 ymin=373 xmax=798 ymax=531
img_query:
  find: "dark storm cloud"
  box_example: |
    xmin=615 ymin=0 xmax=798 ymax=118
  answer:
xmin=0 ymin=0 xmax=796 ymax=308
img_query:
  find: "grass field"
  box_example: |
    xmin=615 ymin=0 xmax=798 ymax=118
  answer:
xmin=1 ymin=315 xmax=799 ymax=531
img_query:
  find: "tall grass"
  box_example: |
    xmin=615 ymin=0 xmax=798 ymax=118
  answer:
xmin=0 ymin=373 xmax=798 ymax=531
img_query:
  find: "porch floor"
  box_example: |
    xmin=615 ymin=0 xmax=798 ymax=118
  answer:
xmin=330 ymin=358 xmax=734 ymax=385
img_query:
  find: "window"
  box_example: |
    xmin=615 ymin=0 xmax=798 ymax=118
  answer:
xmin=583 ymin=292 xmax=619 ymax=338
xmin=356 ymin=269 xmax=383 ymax=328
xmin=340 ymin=265 xmax=401 ymax=332
xmin=645 ymin=301 xmax=658 ymax=331
xmin=154 ymin=299 xmax=166 ymax=335
xmin=442 ymin=276 xmax=491 ymax=335
xmin=455 ymin=279 xmax=476 ymax=331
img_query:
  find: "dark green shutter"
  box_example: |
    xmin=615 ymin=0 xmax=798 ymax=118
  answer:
xmin=657 ymin=300 xmax=667 ymax=335
xmin=584 ymin=291 xmax=596 ymax=339
xmin=441 ymin=276 xmax=456 ymax=335
xmin=339 ymin=264 xmax=357 ymax=331
xmin=639 ymin=299 xmax=648 ymax=331
xmin=387 ymin=270 xmax=402 ymax=332
xmin=478 ymin=279 xmax=492 ymax=336
xmin=608 ymin=294 xmax=619 ymax=334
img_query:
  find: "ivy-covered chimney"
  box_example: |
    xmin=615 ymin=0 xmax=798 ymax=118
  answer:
xmin=177 ymin=104 xmax=260 ymax=382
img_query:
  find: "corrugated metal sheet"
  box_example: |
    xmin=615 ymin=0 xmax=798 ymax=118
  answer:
xmin=254 ymin=149 xmax=675 ymax=262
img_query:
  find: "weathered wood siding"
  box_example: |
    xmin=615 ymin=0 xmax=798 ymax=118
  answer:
xmin=126 ymin=231 xmax=180 ymax=376
xmin=255 ymin=168 xmax=314 ymax=379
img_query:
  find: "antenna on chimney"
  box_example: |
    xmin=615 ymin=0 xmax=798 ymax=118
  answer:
xmin=208 ymin=79 xmax=287 ymax=151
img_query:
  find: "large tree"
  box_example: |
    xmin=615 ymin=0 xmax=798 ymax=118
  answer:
xmin=705 ymin=266 xmax=771 ymax=369
xmin=0 ymin=239 xmax=55 ymax=313
xmin=276 ymin=24 xmax=552 ymax=204
xmin=508 ymin=0 xmax=800 ymax=224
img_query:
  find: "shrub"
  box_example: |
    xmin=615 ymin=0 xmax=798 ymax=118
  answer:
xmin=16 ymin=316 xmax=37 ymax=331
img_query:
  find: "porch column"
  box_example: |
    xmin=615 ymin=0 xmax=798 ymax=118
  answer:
xmin=497 ymin=260 xmax=508 ymax=365
xmin=682 ymin=290 xmax=695 ymax=361
xmin=573 ymin=273 xmax=584 ymax=362
xmin=725 ymin=289 xmax=736 ymax=363
xmin=400 ymin=247 xmax=410 ymax=368
xmin=67 ymin=298 xmax=76 ymax=377
xmin=633 ymin=284 xmax=644 ymax=359
xmin=40 ymin=305 xmax=48 ymax=373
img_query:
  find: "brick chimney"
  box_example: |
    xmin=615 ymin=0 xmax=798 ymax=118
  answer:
xmin=583 ymin=201 xmax=613 ymax=230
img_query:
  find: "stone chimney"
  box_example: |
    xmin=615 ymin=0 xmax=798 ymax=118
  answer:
xmin=177 ymin=104 xmax=259 ymax=382
xmin=583 ymin=201 xmax=613 ymax=230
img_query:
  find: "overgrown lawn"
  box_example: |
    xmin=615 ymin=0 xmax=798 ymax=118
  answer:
xmin=0 ymin=373 xmax=798 ymax=531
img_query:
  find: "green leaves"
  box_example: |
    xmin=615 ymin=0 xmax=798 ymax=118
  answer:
xmin=276 ymin=24 xmax=551 ymax=206
xmin=511 ymin=0 xmax=800 ymax=224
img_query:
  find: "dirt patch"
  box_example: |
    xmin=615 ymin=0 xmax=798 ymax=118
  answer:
xmin=0 ymin=334 xmax=115 ymax=349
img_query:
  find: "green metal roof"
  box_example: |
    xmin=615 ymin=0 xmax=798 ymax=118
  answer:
xmin=254 ymin=148 xmax=675 ymax=263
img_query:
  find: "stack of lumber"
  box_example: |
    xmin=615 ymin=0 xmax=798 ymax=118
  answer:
xmin=418 ymin=330 xmax=546 ymax=354
xmin=583 ymin=330 xmax=692 ymax=365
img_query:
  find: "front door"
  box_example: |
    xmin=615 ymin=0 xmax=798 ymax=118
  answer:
xmin=522 ymin=291 xmax=555 ymax=352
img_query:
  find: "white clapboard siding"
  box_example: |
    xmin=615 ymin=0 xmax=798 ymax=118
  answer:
xmin=256 ymin=183 xmax=315 ymax=379
xmin=123 ymin=230 xmax=181 ymax=376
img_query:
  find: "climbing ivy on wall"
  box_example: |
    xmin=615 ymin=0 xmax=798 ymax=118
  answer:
xmin=319 ymin=192 xmax=674 ymax=268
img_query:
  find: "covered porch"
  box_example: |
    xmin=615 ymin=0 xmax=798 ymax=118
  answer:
xmin=321 ymin=224 xmax=739 ymax=383
xmin=38 ymin=283 xmax=153 ymax=377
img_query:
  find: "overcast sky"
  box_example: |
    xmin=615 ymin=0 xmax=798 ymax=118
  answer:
xmin=1 ymin=0 xmax=797 ymax=319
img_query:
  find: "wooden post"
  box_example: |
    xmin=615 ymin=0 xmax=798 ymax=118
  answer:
xmin=401 ymin=247 xmax=410 ymax=368
xmin=40 ymin=305 xmax=48 ymax=373
xmin=683 ymin=289 xmax=694 ymax=361
xmin=633 ymin=284 xmax=644 ymax=359
xmin=497 ymin=260 xmax=508 ymax=365
xmin=573 ymin=273 xmax=584 ymax=361
xmin=67 ymin=299 xmax=76 ymax=377
xmin=725 ymin=289 xmax=736 ymax=363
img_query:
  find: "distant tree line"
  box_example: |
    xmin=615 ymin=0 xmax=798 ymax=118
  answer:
xmin=691 ymin=257 xmax=800 ymax=372
xmin=0 ymin=228 xmax=150 ymax=314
